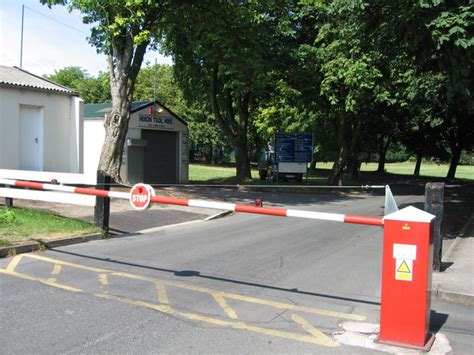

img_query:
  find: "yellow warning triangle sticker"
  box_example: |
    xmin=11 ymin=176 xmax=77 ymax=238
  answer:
xmin=397 ymin=260 xmax=411 ymax=273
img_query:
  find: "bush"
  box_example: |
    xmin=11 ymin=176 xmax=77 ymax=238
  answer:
xmin=0 ymin=209 xmax=17 ymax=225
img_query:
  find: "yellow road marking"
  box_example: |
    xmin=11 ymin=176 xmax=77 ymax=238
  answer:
xmin=1 ymin=257 xmax=363 ymax=348
xmin=20 ymin=254 xmax=365 ymax=321
xmin=291 ymin=314 xmax=340 ymax=347
xmin=51 ymin=264 xmax=62 ymax=275
xmin=25 ymin=254 xmax=109 ymax=273
xmin=99 ymin=274 xmax=108 ymax=285
xmin=182 ymin=312 xmax=334 ymax=346
xmin=0 ymin=269 xmax=82 ymax=293
xmin=47 ymin=278 xmax=57 ymax=283
xmin=96 ymin=293 xmax=336 ymax=346
xmin=6 ymin=255 xmax=23 ymax=272
xmin=96 ymin=293 xmax=175 ymax=314
xmin=155 ymin=282 xmax=169 ymax=304
xmin=212 ymin=293 xmax=238 ymax=319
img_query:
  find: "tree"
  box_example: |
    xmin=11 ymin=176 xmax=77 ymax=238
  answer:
xmin=42 ymin=0 xmax=166 ymax=181
xmin=44 ymin=66 xmax=85 ymax=88
xmin=162 ymin=1 xmax=295 ymax=181
xmin=426 ymin=1 xmax=474 ymax=178
xmin=45 ymin=66 xmax=111 ymax=103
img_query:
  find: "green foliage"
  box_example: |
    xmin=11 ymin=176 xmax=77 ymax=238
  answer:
xmin=0 ymin=209 xmax=16 ymax=225
xmin=45 ymin=67 xmax=111 ymax=103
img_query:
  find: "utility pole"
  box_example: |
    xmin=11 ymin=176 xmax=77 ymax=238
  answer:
xmin=153 ymin=58 xmax=157 ymax=103
xmin=20 ymin=4 xmax=25 ymax=68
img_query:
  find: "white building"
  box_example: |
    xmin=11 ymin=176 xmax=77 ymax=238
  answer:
xmin=0 ymin=66 xmax=83 ymax=173
xmin=84 ymin=100 xmax=189 ymax=184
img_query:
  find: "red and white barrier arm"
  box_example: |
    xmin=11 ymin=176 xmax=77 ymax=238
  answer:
xmin=0 ymin=178 xmax=383 ymax=227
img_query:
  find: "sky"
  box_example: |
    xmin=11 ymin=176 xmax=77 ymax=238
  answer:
xmin=0 ymin=0 xmax=172 ymax=77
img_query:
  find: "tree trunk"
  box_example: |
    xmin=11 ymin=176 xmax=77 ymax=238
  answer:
xmin=414 ymin=150 xmax=423 ymax=176
xmin=328 ymin=116 xmax=348 ymax=186
xmin=377 ymin=136 xmax=391 ymax=173
xmin=97 ymin=40 xmax=148 ymax=182
xmin=234 ymin=136 xmax=251 ymax=181
xmin=446 ymin=145 xmax=462 ymax=179
xmin=347 ymin=158 xmax=361 ymax=180
xmin=328 ymin=150 xmax=345 ymax=186
xmin=98 ymin=102 xmax=130 ymax=182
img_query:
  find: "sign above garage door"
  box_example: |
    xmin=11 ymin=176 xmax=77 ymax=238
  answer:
xmin=138 ymin=115 xmax=173 ymax=129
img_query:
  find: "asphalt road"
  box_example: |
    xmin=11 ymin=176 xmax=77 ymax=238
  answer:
xmin=1 ymin=191 xmax=472 ymax=354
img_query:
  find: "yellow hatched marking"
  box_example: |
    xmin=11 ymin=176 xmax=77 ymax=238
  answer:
xmin=99 ymin=274 xmax=108 ymax=285
xmin=291 ymin=314 xmax=339 ymax=347
xmin=25 ymin=254 xmax=109 ymax=273
xmin=0 ymin=269 xmax=82 ymax=293
xmin=96 ymin=293 xmax=175 ymax=314
xmin=182 ymin=312 xmax=334 ymax=346
xmin=51 ymin=264 xmax=62 ymax=275
xmin=212 ymin=293 xmax=238 ymax=319
xmin=155 ymin=282 xmax=169 ymax=304
xmin=95 ymin=293 xmax=337 ymax=346
xmin=6 ymin=255 xmax=23 ymax=272
xmin=21 ymin=254 xmax=365 ymax=321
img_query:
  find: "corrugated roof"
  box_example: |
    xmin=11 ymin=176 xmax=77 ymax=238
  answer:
xmin=84 ymin=100 xmax=187 ymax=126
xmin=0 ymin=65 xmax=78 ymax=95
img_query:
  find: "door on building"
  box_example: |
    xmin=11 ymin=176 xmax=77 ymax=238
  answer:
xmin=142 ymin=130 xmax=178 ymax=183
xmin=19 ymin=105 xmax=43 ymax=171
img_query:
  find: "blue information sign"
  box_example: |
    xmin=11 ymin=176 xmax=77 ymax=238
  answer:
xmin=275 ymin=132 xmax=313 ymax=163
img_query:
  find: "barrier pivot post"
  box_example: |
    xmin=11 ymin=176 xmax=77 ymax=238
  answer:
xmin=377 ymin=206 xmax=435 ymax=351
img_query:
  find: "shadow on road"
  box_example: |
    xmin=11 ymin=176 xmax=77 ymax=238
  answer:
xmin=51 ymin=249 xmax=381 ymax=306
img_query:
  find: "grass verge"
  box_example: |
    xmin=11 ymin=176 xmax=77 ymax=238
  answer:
xmin=189 ymin=162 xmax=473 ymax=184
xmin=0 ymin=207 xmax=98 ymax=247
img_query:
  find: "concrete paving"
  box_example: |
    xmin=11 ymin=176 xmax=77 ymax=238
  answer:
xmin=433 ymin=216 xmax=474 ymax=305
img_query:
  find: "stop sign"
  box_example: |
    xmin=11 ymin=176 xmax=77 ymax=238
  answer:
xmin=129 ymin=183 xmax=155 ymax=210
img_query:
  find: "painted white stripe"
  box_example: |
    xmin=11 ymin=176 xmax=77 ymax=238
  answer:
xmin=188 ymin=199 xmax=236 ymax=211
xmin=0 ymin=178 xmax=16 ymax=186
xmin=107 ymin=191 xmax=131 ymax=199
xmin=0 ymin=169 xmax=97 ymax=185
xmin=42 ymin=184 xmax=76 ymax=193
xmin=286 ymin=209 xmax=345 ymax=222
xmin=0 ymin=188 xmax=95 ymax=206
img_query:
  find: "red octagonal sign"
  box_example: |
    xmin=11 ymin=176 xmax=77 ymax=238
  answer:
xmin=129 ymin=183 xmax=155 ymax=210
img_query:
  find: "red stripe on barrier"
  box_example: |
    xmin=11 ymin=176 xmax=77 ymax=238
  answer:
xmin=235 ymin=204 xmax=288 ymax=217
xmin=15 ymin=181 xmax=44 ymax=190
xmin=344 ymin=214 xmax=384 ymax=226
xmin=151 ymin=195 xmax=190 ymax=206
xmin=74 ymin=187 xmax=111 ymax=197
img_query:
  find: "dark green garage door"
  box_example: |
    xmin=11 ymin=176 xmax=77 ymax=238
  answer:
xmin=142 ymin=130 xmax=178 ymax=184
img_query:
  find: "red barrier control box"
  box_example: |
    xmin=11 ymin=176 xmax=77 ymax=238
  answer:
xmin=377 ymin=206 xmax=436 ymax=351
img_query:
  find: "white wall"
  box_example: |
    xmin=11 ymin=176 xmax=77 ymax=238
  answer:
xmin=69 ymin=96 xmax=84 ymax=173
xmin=0 ymin=86 xmax=82 ymax=173
xmin=83 ymin=118 xmax=105 ymax=178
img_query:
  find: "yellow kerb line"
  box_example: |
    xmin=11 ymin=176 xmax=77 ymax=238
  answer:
xmin=21 ymin=253 xmax=365 ymax=321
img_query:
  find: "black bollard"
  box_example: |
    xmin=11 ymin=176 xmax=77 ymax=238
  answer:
xmin=424 ymin=182 xmax=444 ymax=272
xmin=94 ymin=171 xmax=111 ymax=238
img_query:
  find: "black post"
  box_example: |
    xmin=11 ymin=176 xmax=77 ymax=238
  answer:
xmin=94 ymin=171 xmax=111 ymax=237
xmin=425 ymin=182 xmax=444 ymax=272
xmin=3 ymin=185 xmax=13 ymax=208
